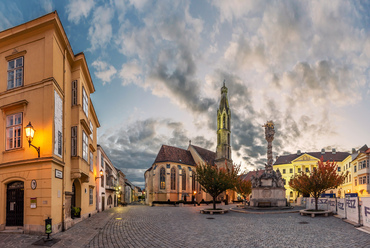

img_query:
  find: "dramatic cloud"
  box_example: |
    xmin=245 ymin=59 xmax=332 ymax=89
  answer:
xmin=66 ymin=0 xmax=95 ymax=24
xmin=92 ymin=60 xmax=117 ymax=85
xmin=88 ymin=6 xmax=114 ymax=50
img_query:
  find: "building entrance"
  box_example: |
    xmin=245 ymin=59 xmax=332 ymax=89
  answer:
xmin=6 ymin=181 xmax=24 ymax=226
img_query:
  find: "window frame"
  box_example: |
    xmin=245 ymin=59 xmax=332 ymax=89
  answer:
xmin=71 ymin=80 xmax=78 ymax=106
xmin=89 ymin=151 xmax=93 ymax=171
xmin=170 ymin=167 xmax=176 ymax=190
xmin=7 ymin=57 xmax=24 ymax=90
xmin=182 ymin=169 xmax=186 ymax=191
xmin=160 ymin=167 xmax=166 ymax=189
xmin=82 ymin=87 xmax=88 ymax=117
xmin=6 ymin=113 xmax=23 ymax=150
xmin=89 ymin=187 xmax=93 ymax=205
xmin=82 ymin=131 xmax=88 ymax=161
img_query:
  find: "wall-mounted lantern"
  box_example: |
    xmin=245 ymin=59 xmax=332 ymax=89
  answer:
xmin=25 ymin=122 xmax=40 ymax=158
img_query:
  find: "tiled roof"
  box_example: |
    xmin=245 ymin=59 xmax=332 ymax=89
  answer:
xmin=240 ymin=170 xmax=265 ymax=181
xmin=153 ymin=145 xmax=196 ymax=166
xmin=274 ymin=151 xmax=351 ymax=165
xmin=366 ymin=148 xmax=370 ymax=154
xmin=191 ymin=145 xmax=216 ymax=165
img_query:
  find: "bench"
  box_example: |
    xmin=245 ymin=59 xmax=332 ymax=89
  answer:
xmin=200 ymin=209 xmax=228 ymax=214
xmin=300 ymin=209 xmax=332 ymax=217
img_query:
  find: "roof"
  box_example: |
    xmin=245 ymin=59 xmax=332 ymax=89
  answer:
xmin=191 ymin=145 xmax=216 ymax=165
xmin=154 ymin=145 xmax=196 ymax=166
xmin=366 ymin=148 xmax=370 ymax=154
xmin=274 ymin=151 xmax=351 ymax=165
xmin=351 ymin=144 xmax=368 ymax=160
xmin=240 ymin=170 xmax=265 ymax=181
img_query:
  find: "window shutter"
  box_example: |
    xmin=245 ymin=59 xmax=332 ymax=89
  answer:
xmin=71 ymin=126 xmax=77 ymax=156
xmin=72 ymin=80 xmax=77 ymax=106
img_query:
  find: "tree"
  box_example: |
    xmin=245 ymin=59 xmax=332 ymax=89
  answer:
xmin=195 ymin=162 xmax=240 ymax=210
xmin=289 ymin=157 xmax=347 ymax=211
xmin=235 ymin=177 xmax=252 ymax=206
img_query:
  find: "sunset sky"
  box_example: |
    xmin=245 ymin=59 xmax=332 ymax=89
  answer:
xmin=1 ymin=0 xmax=369 ymax=188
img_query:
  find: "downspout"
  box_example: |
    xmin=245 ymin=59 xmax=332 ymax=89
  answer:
xmin=61 ymin=49 xmax=66 ymax=231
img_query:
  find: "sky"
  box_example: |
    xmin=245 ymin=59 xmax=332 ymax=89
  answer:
xmin=1 ymin=0 xmax=369 ymax=188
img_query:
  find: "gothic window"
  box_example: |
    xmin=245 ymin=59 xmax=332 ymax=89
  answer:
xmin=227 ymin=133 xmax=230 ymax=145
xmin=223 ymin=115 xmax=226 ymax=129
xmin=218 ymin=116 xmax=220 ymax=129
xmin=171 ymin=167 xmax=176 ymax=190
xmin=192 ymin=176 xmax=195 ymax=192
xmin=228 ymin=116 xmax=230 ymax=129
xmin=182 ymin=170 xmax=186 ymax=190
xmin=160 ymin=167 xmax=166 ymax=189
xmin=218 ymin=133 xmax=220 ymax=145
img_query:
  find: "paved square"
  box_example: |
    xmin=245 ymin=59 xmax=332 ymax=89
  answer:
xmin=1 ymin=205 xmax=369 ymax=248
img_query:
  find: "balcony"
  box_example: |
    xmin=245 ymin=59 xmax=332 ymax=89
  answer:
xmin=71 ymin=157 xmax=90 ymax=183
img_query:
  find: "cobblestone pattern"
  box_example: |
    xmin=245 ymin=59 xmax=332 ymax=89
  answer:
xmin=87 ymin=205 xmax=370 ymax=248
xmin=1 ymin=205 xmax=369 ymax=248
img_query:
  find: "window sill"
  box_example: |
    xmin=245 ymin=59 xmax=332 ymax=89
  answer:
xmin=3 ymin=148 xmax=25 ymax=154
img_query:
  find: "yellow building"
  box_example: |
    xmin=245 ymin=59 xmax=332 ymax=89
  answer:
xmin=273 ymin=149 xmax=351 ymax=200
xmin=0 ymin=12 xmax=100 ymax=234
xmin=349 ymin=145 xmax=369 ymax=197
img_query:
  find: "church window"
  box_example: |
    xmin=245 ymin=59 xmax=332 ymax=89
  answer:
xmin=182 ymin=170 xmax=186 ymax=190
xmin=218 ymin=116 xmax=220 ymax=129
xmin=192 ymin=176 xmax=195 ymax=192
xmin=171 ymin=167 xmax=176 ymax=190
xmin=218 ymin=133 xmax=220 ymax=145
xmin=223 ymin=115 xmax=226 ymax=129
xmin=228 ymin=116 xmax=230 ymax=129
xmin=227 ymin=133 xmax=230 ymax=145
xmin=160 ymin=167 xmax=166 ymax=189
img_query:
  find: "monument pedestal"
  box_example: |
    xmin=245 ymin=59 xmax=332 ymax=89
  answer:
xmin=250 ymin=187 xmax=286 ymax=207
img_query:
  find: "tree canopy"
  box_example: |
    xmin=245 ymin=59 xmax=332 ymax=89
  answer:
xmin=289 ymin=157 xmax=347 ymax=210
xmin=235 ymin=177 xmax=252 ymax=202
xmin=195 ymin=162 xmax=240 ymax=210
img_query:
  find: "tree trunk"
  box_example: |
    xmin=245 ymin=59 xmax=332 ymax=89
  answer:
xmin=213 ymin=196 xmax=216 ymax=210
xmin=315 ymin=197 xmax=318 ymax=211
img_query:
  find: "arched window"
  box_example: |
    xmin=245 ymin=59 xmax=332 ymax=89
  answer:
xmin=182 ymin=170 xmax=186 ymax=190
xmin=227 ymin=133 xmax=230 ymax=145
xmin=218 ymin=133 xmax=220 ymax=145
xmin=171 ymin=167 xmax=176 ymax=190
xmin=228 ymin=116 xmax=230 ymax=129
xmin=223 ymin=115 xmax=226 ymax=129
xmin=160 ymin=167 xmax=166 ymax=189
xmin=192 ymin=175 xmax=195 ymax=192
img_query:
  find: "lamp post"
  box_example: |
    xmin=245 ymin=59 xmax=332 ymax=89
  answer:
xmin=25 ymin=122 xmax=40 ymax=158
xmin=193 ymin=191 xmax=196 ymax=206
xmin=95 ymin=169 xmax=104 ymax=180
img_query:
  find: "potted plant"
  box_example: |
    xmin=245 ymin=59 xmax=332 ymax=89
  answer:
xmin=71 ymin=207 xmax=81 ymax=218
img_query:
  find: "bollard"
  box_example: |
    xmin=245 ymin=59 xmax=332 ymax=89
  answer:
xmin=45 ymin=217 xmax=52 ymax=241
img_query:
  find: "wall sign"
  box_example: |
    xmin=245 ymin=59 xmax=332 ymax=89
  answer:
xmin=55 ymin=169 xmax=63 ymax=179
xmin=31 ymin=179 xmax=37 ymax=190
xmin=31 ymin=198 xmax=37 ymax=208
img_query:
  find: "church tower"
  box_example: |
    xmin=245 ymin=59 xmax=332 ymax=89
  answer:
xmin=215 ymin=81 xmax=232 ymax=167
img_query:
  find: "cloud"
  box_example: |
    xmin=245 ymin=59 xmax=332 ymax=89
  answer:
xmin=119 ymin=60 xmax=144 ymax=86
xmin=66 ymin=0 xmax=95 ymax=24
xmin=0 ymin=1 xmax=23 ymax=31
xmin=39 ymin=0 xmax=53 ymax=13
xmin=88 ymin=6 xmax=114 ymax=50
xmin=92 ymin=60 xmax=117 ymax=85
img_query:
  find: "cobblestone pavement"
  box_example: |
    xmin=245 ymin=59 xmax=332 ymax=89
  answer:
xmin=1 ymin=204 xmax=369 ymax=248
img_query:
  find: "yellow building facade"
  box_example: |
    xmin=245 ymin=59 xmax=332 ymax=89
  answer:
xmin=0 ymin=12 xmax=100 ymax=234
xmin=273 ymin=149 xmax=351 ymax=200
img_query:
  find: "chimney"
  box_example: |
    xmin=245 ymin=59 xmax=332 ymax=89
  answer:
xmin=332 ymin=148 xmax=336 ymax=154
xmin=352 ymin=148 xmax=356 ymax=154
xmin=321 ymin=149 xmax=325 ymax=155
xmin=297 ymin=150 xmax=301 ymax=155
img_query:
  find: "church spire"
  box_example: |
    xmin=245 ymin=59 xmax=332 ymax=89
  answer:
xmin=216 ymin=81 xmax=232 ymax=162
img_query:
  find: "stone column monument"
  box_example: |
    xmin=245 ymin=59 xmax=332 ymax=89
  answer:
xmin=250 ymin=121 xmax=286 ymax=207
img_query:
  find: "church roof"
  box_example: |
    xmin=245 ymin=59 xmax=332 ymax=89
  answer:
xmin=191 ymin=145 xmax=216 ymax=165
xmin=154 ymin=145 xmax=196 ymax=166
xmin=240 ymin=170 xmax=265 ymax=181
xmin=274 ymin=151 xmax=351 ymax=165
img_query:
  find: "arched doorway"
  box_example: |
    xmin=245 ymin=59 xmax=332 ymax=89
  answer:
xmin=6 ymin=181 xmax=24 ymax=226
xmin=72 ymin=180 xmax=81 ymax=208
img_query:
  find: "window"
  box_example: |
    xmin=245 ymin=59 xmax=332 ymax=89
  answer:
xmin=6 ymin=113 xmax=22 ymax=150
xmin=90 ymin=151 xmax=93 ymax=171
xmin=82 ymin=87 xmax=88 ymax=117
xmin=298 ymin=168 xmax=301 ymax=173
xmin=354 ymin=166 xmax=357 ymax=173
xmin=305 ymin=168 xmax=309 ymax=173
xmin=355 ymin=178 xmax=357 ymax=186
xmin=101 ymin=156 xmax=104 ymax=168
xmin=89 ymin=121 xmax=93 ymax=140
xmin=228 ymin=116 xmax=230 ymax=130
xmin=338 ymin=167 xmax=341 ymax=172
xmin=72 ymin=80 xmax=77 ymax=106
xmin=223 ymin=115 xmax=225 ymax=128
xmin=89 ymin=187 xmax=93 ymax=205
xmin=227 ymin=133 xmax=230 ymax=145
xmin=171 ymin=167 xmax=176 ymax=190
xmin=7 ymin=57 xmax=23 ymax=89
xmin=218 ymin=133 xmax=220 ymax=145
xmin=283 ymin=169 xmax=286 ymax=174
xmin=101 ymin=171 xmax=104 ymax=187
xmin=71 ymin=126 xmax=77 ymax=156
xmin=160 ymin=167 xmax=165 ymax=189
xmin=289 ymin=168 xmax=293 ymax=173
xmin=349 ymin=174 xmax=351 ymax=182
xmin=192 ymin=175 xmax=195 ymax=192
xmin=290 ymin=191 xmax=293 ymax=197
xmin=82 ymin=131 xmax=88 ymax=161
xmin=182 ymin=170 xmax=186 ymax=190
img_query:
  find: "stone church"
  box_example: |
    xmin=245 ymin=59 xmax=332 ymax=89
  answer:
xmin=145 ymin=82 xmax=235 ymax=205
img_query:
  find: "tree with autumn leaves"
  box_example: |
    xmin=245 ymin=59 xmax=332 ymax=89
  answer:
xmin=235 ymin=177 xmax=252 ymax=206
xmin=289 ymin=157 xmax=347 ymax=211
xmin=195 ymin=162 xmax=241 ymax=210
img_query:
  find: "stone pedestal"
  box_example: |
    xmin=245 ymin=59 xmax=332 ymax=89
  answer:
xmin=250 ymin=186 xmax=286 ymax=207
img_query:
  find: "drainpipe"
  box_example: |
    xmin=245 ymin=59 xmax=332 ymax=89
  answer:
xmin=61 ymin=49 xmax=66 ymax=231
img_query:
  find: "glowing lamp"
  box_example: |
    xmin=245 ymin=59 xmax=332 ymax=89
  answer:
xmin=25 ymin=122 xmax=40 ymax=158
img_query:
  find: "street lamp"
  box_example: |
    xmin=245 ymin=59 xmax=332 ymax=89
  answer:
xmin=193 ymin=191 xmax=196 ymax=206
xmin=25 ymin=122 xmax=40 ymax=158
xmin=95 ymin=169 xmax=104 ymax=180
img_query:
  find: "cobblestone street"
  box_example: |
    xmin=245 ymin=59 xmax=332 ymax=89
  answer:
xmin=1 ymin=204 xmax=369 ymax=248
